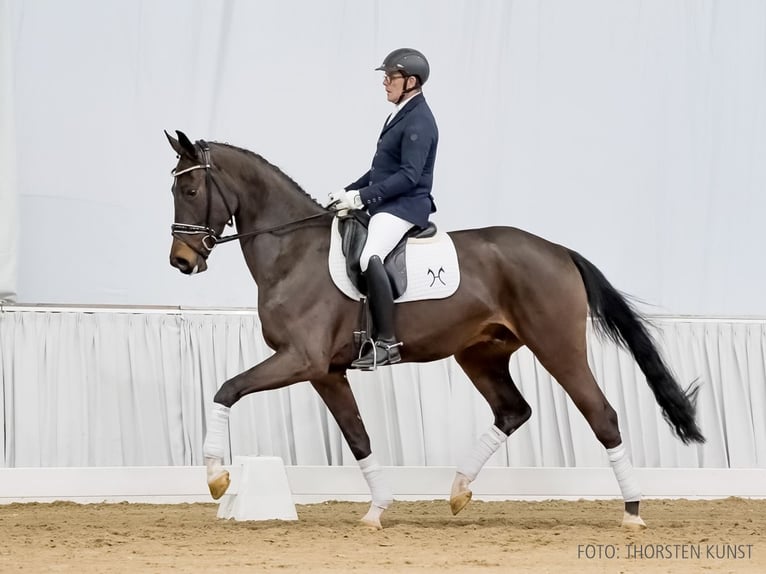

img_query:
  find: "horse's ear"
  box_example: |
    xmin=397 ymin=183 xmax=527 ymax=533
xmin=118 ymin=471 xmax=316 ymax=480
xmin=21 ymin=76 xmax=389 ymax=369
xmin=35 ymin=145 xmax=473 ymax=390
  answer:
xmin=164 ymin=129 xmax=197 ymax=158
xmin=176 ymin=131 xmax=197 ymax=156
xmin=165 ymin=129 xmax=184 ymax=156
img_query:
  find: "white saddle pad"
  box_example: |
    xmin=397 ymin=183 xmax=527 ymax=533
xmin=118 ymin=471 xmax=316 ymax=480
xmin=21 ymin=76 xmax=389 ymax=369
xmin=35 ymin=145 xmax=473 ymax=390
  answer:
xmin=328 ymin=217 xmax=460 ymax=302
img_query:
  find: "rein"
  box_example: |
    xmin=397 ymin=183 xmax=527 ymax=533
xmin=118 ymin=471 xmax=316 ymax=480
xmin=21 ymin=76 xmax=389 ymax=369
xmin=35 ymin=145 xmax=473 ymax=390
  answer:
xmin=171 ymin=141 xmax=332 ymax=255
xmin=211 ymin=211 xmax=332 ymax=245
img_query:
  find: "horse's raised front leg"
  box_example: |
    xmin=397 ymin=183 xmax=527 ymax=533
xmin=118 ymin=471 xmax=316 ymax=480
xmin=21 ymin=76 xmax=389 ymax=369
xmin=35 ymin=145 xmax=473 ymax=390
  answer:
xmin=451 ymin=343 xmax=531 ymax=515
xmin=311 ymin=372 xmax=393 ymax=530
xmin=202 ymin=348 xmax=326 ymax=500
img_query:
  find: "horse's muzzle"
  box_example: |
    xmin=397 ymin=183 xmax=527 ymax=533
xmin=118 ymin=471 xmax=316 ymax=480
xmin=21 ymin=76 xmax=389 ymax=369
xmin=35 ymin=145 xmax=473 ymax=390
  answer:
xmin=170 ymin=238 xmax=208 ymax=275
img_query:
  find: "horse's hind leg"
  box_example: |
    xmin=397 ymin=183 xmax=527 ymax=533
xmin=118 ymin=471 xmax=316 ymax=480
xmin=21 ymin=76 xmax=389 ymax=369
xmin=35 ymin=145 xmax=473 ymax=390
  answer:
xmin=529 ymin=337 xmax=647 ymax=530
xmin=565 ymin=367 xmax=645 ymax=529
xmin=311 ymin=372 xmax=392 ymax=530
xmin=451 ymin=342 xmax=531 ymax=515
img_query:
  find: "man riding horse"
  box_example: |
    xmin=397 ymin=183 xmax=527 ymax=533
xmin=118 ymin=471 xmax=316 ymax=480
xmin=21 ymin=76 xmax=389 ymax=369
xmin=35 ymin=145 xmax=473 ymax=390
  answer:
xmin=328 ymin=48 xmax=438 ymax=370
xmin=166 ymin=50 xmax=704 ymax=531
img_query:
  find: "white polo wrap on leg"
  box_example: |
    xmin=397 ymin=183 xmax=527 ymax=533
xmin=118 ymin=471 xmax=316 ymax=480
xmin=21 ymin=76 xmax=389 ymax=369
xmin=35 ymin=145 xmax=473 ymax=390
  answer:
xmin=359 ymin=454 xmax=393 ymax=509
xmin=457 ymin=425 xmax=509 ymax=481
xmin=202 ymin=403 xmax=231 ymax=460
xmin=607 ymin=443 xmax=641 ymax=502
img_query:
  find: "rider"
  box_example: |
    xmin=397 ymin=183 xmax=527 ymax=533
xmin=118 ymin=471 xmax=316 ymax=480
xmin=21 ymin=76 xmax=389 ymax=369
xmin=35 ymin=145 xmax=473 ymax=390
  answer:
xmin=329 ymin=48 xmax=439 ymax=370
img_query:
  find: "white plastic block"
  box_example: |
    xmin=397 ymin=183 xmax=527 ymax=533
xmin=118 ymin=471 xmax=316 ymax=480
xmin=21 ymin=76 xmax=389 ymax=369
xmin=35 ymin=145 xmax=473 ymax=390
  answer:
xmin=217 ymin=456 xmax=298 ymax=521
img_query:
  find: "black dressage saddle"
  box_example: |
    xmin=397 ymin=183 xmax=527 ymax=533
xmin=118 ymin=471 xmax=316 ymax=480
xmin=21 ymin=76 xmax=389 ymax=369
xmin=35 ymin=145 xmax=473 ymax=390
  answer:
xmin=337 ymin=211 xmax=436 ymax=298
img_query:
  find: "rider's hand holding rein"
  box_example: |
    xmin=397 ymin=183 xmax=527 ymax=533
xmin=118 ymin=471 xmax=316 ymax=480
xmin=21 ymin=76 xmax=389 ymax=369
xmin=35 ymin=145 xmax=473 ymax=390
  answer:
xmin=327 ymin=189 xmax=362 ymax=211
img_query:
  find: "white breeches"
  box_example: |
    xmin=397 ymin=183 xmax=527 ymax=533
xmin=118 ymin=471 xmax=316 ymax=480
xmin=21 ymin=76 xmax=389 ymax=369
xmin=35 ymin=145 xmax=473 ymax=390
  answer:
xmin=359 ymin=212 xmax=415 ymax=272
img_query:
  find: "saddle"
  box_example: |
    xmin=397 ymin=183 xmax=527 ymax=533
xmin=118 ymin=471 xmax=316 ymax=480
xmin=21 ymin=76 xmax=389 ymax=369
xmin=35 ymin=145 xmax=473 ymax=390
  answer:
xmin=338 ymin=211 xmax=437 ymax=299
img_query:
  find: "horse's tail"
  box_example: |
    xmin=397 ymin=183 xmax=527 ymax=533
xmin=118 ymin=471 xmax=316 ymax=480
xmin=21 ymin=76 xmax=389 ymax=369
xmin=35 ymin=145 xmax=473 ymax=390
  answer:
xmin=567 ymin=249 xmax=705 ymax=444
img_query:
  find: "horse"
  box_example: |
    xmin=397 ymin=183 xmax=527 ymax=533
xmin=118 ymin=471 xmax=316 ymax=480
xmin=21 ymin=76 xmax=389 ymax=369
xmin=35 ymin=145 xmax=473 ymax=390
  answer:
xmin=164 ymin=130 xmax=704 ymax=530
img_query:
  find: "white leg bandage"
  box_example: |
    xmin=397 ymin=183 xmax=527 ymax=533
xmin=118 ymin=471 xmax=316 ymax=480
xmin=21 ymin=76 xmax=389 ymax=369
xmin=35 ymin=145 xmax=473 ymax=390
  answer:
xmin=607 ymin=443 xmax=641 ymax=502
xmin=202 ymin=403 xmax=231 ymax=460
xmin=359 ymin=454 xmax=393 ymax=509
xmin=456 ymin=425 xmax=509 ymax=481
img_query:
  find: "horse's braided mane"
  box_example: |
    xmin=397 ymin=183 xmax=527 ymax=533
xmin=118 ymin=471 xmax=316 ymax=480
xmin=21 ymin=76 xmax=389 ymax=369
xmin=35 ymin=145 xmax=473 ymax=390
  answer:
xmin=211 ymin=141 xmax=326 ymax=209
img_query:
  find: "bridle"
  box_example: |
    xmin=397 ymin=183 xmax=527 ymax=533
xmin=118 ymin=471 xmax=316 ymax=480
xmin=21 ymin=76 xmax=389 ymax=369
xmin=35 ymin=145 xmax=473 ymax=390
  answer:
xmin=171 ymin=140 xmax=332 ymax=258
xmin=171 ymin=141 xmax=234 ymax=255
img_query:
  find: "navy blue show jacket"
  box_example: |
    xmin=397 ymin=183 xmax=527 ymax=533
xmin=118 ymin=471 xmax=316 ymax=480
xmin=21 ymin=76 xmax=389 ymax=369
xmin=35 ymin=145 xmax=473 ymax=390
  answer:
xmin=345 ymin=93 xmax=438 ymax=229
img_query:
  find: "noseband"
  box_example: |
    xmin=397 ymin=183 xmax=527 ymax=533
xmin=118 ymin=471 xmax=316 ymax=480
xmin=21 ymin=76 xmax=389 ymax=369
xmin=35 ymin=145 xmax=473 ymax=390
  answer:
xmin=171 ymin=140 xmax=331 ymax=258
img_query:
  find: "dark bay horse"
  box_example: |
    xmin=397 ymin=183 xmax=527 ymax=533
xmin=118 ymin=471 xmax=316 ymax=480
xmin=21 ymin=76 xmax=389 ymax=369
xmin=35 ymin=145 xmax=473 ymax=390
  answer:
xmin=165 ymin=130 xmax=704 ymax=529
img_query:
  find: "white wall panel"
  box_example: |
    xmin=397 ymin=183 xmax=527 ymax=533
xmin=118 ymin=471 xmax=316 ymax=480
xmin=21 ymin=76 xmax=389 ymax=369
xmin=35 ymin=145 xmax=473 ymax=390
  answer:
xmin=2 ymin=1 xmax=765 ymax=314
xmin=0 ymin=0 xmax=17 ymax=302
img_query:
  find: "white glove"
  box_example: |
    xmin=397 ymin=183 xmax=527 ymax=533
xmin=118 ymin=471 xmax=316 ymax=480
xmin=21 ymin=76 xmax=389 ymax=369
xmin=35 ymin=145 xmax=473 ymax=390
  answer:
xmin=327 ymin=189 xmax=363 ymax=211
xmin=347 ymin=189 xmax=362 ymax=209
xmin=326 ymin=190 xmax=347 ymax=209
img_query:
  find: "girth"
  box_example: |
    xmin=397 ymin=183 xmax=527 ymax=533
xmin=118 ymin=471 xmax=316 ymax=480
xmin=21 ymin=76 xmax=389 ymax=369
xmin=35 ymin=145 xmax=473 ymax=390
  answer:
xmin=337 ymin=211 xmax=437 ymax=298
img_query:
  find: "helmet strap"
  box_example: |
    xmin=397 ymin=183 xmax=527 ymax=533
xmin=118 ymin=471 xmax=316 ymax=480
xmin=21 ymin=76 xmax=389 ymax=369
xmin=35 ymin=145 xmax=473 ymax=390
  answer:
xmin=396 ymin=75 xmax=420 ymax=104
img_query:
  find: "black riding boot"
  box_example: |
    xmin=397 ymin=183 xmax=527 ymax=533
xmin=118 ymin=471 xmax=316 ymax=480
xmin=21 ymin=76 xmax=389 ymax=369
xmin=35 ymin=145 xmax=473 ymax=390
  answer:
xmin=351 ymin=255 xmax=402 ymax=370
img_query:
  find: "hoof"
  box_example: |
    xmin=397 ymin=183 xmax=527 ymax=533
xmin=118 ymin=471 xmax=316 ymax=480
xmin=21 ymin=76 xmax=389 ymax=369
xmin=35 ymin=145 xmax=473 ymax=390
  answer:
xmin=450 ymin=489 xmax=473 ymax=515
xmin=360 ymin=516 xmax=383 ymax=530
xmin=360 ymin=503 xmax=386 ymax=530
xmin=208 ymin=470 xmax=231 ymax=500
xmin=621 ymin=511 xmax=647 ymax=530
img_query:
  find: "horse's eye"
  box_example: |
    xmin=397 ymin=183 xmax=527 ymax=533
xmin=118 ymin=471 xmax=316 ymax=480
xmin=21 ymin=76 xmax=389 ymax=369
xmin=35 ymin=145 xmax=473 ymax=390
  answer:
xmin=185 ymin=188 xmax=198 ymax=198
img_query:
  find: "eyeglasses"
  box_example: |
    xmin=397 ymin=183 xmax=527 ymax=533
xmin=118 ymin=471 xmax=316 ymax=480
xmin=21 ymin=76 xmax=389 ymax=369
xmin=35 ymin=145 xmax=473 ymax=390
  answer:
xmin=383 ymin=73 xmax=405 ymax=84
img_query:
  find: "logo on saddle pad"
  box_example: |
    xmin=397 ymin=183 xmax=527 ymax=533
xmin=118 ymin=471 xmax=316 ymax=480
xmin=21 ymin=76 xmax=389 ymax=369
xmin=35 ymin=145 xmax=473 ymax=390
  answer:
xmin=428 ymin=267 xmax=447 ymax=287
xmin=328 ymin=216 xmax=460 ymax=303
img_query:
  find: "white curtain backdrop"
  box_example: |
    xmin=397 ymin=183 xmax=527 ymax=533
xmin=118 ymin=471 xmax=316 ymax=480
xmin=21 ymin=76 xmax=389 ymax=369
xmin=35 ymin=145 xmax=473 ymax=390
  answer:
xmin=2 ymin=0 xmax=765 ymax=315
xmin=2 ymin=308 xmax=764 ymax=470
xmin=0 ymin=0 xmax=17 ymax=303
xmin=3 ymin=2 xmax=766 ymax=479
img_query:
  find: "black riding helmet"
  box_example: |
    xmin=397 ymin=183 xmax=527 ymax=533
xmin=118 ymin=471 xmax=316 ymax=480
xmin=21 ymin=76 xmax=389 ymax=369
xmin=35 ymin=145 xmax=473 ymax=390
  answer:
xmin=375 ymin=48 xmax=430 ymax=85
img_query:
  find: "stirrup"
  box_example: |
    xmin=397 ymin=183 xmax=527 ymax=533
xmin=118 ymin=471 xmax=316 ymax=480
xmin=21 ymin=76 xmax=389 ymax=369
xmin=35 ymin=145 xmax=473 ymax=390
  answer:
xmin=352 ymin=339 xmax=403 ymax=371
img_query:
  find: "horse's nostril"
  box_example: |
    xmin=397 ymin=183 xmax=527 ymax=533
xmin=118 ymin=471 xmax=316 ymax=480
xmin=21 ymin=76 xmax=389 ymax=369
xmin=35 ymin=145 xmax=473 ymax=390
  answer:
xmin=171 ymin=255 xmax=192 ymax=273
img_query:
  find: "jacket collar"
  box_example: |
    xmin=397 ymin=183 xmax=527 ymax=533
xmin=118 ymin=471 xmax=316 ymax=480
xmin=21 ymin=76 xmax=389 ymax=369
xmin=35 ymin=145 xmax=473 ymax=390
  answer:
xmin=380 ymin=93 xmax=425 ymax=136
